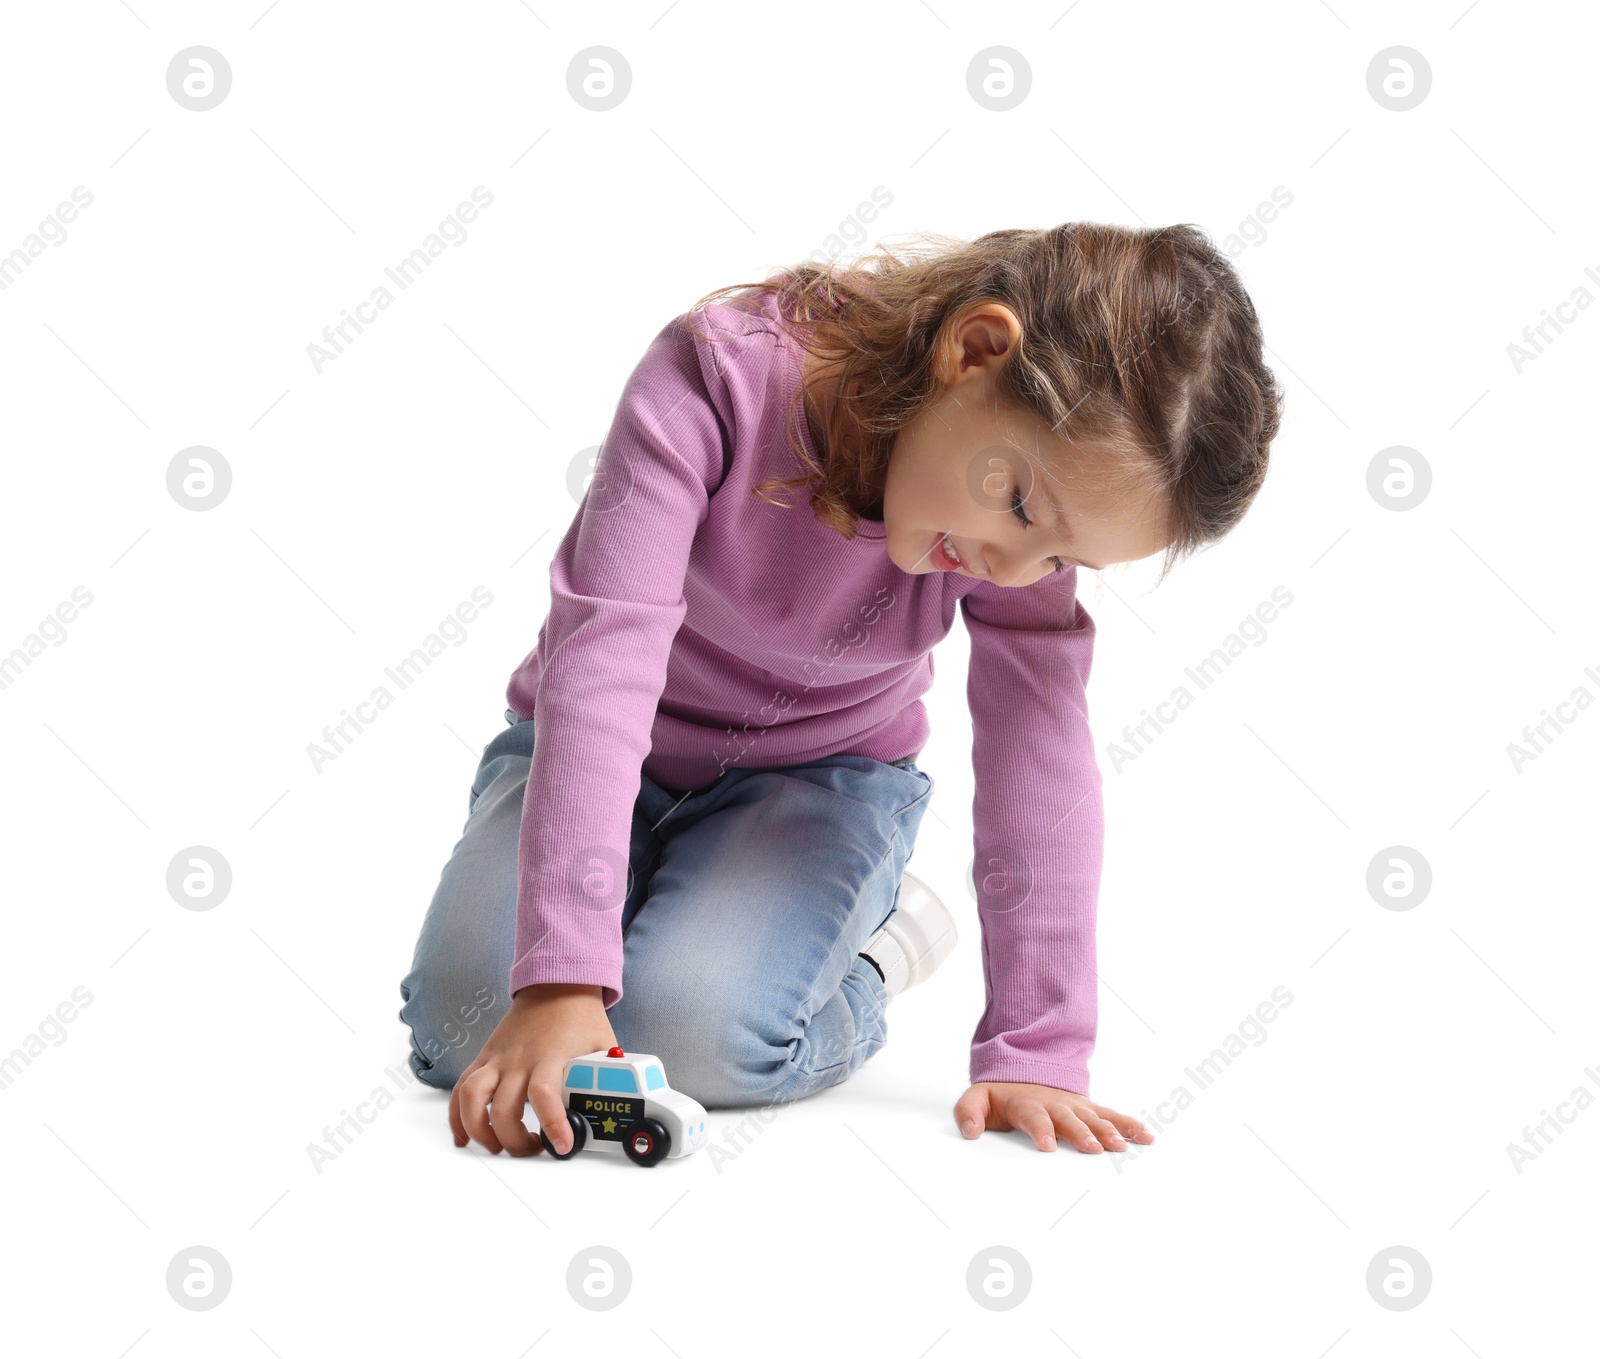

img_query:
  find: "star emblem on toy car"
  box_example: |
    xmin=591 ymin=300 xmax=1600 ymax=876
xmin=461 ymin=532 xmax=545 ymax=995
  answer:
xmin=538 ymin=1046 xmax=710 ymax=1166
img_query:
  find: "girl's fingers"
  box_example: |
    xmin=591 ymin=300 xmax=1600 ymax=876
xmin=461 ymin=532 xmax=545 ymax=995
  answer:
xmin=489 ymin=1069 xmax=537 ymax=1156
xmin=952 ymin=1088 xmax=992 ymax=1139
xmin=1046 ymin=1105 xmax=1103 ymax=1154
xmin=457 ymin=1067 xmax=505 ymax=1154
xmin=448 ymin=1056 xmax=485 ymax=1147
xmin=526 ymin=1065 xmax=573 ymax=1155
xmin=1078 ymin=1111 xmax=1127 ymax=1150
xmin=1092 ymin=1103 xmax=1155 ymax=1143
xmin=1009 ymin=1101 xmax=1069 ymax=1153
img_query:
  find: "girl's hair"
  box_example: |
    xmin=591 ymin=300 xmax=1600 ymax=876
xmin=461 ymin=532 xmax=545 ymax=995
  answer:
xmin=685 ymin=222 xmax=1284 ymax=582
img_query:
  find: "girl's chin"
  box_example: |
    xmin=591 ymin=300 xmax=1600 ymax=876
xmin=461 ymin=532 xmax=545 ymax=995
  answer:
xmin=885 ymin=537 xmax=926 ymax=575
xmin=897 ymin=554 xmax=939 ymax=576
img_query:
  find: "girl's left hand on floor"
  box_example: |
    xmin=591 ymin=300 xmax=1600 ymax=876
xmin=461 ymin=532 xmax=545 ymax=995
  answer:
xmin=953 ymin=1082 xmax=1156 ymax=1153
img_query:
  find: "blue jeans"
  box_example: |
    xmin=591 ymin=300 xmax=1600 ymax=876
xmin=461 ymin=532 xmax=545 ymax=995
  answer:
xmin=397 ymin=709 xmax=934 ymax=1109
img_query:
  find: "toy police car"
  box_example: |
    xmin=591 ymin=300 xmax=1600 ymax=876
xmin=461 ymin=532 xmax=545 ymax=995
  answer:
xmin=538 ymin=1046 xmax=709 ymax=1167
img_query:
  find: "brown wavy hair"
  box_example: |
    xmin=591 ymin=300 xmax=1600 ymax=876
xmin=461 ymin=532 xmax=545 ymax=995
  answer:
xmin=684 ymin=222 xmax=1284 ymax=583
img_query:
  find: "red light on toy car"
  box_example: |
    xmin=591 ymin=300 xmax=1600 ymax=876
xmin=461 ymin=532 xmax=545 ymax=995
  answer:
xmin=607 ymin=1045 xmax=624 ymax=1057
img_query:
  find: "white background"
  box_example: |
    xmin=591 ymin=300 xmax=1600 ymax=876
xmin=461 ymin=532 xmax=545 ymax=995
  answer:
xmin=2 ymin=1 xmax=1595 ymax=1354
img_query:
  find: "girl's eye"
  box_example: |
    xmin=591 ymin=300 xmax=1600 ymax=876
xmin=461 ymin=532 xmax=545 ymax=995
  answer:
xmin=1012 ymin=488 xmax=1068 ymax=575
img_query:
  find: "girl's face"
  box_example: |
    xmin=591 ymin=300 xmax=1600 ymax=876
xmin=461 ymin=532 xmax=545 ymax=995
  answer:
xmin=880 ymin=308 xmax=1169 ymax=585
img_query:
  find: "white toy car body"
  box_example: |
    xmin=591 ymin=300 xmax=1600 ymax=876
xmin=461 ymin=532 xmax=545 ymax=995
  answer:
xmin=539 ymin=1046 xmax=709 ymax=1166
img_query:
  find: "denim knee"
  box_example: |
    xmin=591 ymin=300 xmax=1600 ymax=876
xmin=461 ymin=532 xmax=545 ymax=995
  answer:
xmin=398 ymin=714 xmax=528 ymax=1089
xmin=608 ymin=960 xmax=884 ymax=1111
xmin=398 ymin=960 xmax=508 ymax=1090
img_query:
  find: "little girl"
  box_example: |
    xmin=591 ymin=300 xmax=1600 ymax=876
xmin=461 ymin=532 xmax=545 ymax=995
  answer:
xmin=398 ymin=222 xmax=1283 ymax=1158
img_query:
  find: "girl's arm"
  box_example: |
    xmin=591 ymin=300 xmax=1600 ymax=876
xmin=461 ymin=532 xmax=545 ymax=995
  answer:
xmin=961 ymin=563 xmax=1104 ymax=1095
xmin=955 ymin=565 xmax=1153 ymax=1154
xmin=506 ymin=313 xmax=729 ymax=1005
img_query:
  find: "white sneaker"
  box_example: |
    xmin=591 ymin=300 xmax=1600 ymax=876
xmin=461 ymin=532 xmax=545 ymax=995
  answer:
xmin=860 ymin=870 xmax=957 ymax=1000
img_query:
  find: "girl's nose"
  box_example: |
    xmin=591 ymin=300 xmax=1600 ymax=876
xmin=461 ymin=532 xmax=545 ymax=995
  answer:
xmin=980 ymin=543 xmax=1032 ymax=588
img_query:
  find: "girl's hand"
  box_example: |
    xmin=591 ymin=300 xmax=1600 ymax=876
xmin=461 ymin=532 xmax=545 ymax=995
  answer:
xmin=449 ymin=982 xmax=618 ymax=1156
xmin=953 ymin=1081 xmax=1156 ymax=1153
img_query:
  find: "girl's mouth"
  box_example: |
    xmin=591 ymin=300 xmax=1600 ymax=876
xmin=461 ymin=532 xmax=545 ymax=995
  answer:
xmin=929 ymin=530 xmax=967 ymax=571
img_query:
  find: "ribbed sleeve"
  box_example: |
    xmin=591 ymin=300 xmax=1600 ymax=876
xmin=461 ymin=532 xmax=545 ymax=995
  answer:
xmin=961 ymin=567 xmax=1102 ymax=1094
xmin=507 ymin=313 xmax=726 ymax=1005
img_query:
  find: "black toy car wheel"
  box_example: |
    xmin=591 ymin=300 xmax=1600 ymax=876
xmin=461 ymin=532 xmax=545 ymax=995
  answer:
xmin=622 ymin=1117 xmax=670 ymax=1167
xmin=540 ymin=1108 xmax=587 ymax=1160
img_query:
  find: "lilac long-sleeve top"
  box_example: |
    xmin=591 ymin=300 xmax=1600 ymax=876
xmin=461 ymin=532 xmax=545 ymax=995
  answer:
xmin=504 ymin=286 xmax=1104 ymax=1094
